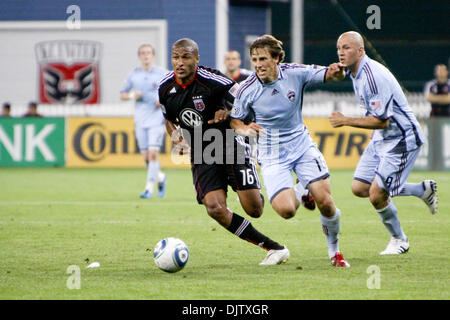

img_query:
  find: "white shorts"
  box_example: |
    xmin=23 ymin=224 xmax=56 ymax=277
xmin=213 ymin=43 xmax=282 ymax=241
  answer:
xmin=260 ymin=144 xmax=330 ymax=203
xmin=135 ymin=124 xmax=165 ymax=152
xmin=354 ymin=140 xmax=421 ymax=197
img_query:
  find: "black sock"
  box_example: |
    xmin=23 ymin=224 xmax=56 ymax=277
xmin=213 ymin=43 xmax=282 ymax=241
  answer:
xmin=226 ymin=212 xmax=284 ymax=251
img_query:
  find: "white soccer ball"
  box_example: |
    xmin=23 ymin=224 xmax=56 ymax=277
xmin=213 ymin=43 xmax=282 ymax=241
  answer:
xmin=153 ymin=237 xmax=189 ymax=273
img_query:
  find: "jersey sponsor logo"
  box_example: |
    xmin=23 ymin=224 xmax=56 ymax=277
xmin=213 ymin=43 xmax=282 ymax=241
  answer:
xmin=169 ymin=87 xmax=177 ymax=94
xmin=35 ymin=40 xmax=102 ymax=104
xmin=287 ymin=90 xmax=296 ymax=103
xmin=271 ymin=88 xmax=279 ymax=96
xmin=192 ymin=96 xmax=205 ymax=111
xmin=180 ymin=108 xmax=203 ymax=128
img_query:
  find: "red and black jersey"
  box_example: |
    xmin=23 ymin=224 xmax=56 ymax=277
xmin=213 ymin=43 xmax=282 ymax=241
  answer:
xmin=159 ymin=65 xmax=245 ymax=162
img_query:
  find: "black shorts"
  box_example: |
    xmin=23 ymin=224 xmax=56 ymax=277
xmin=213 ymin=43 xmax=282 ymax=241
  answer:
xmin=191 ymin=160 xmax=261 ymax=204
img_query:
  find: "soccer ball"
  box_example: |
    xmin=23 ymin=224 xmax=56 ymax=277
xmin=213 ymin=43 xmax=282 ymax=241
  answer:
xmin=153 ymin=237 xmax=189 ymax=273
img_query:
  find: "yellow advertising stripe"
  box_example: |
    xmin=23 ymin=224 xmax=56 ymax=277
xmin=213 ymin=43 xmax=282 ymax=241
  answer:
xmin=66 ymin=117 xmax=190 ymax=168
xmin=304 ymin=118 xmax=371 ymax=169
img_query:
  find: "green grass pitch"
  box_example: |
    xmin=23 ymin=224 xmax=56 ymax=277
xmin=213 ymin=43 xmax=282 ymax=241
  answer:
xmin=0 ymin=168 xmax=448 ymax=300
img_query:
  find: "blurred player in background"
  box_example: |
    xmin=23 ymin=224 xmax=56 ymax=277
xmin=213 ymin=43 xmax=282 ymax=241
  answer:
xmin=23 ymin=101 xmax=42 ymax=117
xmin=223 ymin=50 xmax=252 ymax=83
xmin=1 ymin=102 xmax=11 ymax=117
xmin=329 ymin=31 xmax=438 ymax=255
xmin=424 ymin=64 xmax=450 ymax=117
xmin=121 ymin=44 xmax=167 ymax=199
xmin=231 ymin=35 xmax=350 ymax=268
xmin=159 ymin=38 xmax=290 ymax=265
xmin=224 ymin=50 xmax=259 ymax=163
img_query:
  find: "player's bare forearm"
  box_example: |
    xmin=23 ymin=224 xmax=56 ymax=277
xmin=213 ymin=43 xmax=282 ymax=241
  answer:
xmin=427 ymin=93 xmax=450 ymax=104
xmin=329 ymin=111 xmax=389 ymax=129
xmin=208 ymin=109 xmax=231 ymax=124
xmin=120 ymin=92 xmax=129 ymax=101
xmin=230 ymin=119 xmax=265 ymax=137
xmin=325 ymin=62 xmax=346 ymax=82
xmin=165 ymin=119 xmax=178 ymax=137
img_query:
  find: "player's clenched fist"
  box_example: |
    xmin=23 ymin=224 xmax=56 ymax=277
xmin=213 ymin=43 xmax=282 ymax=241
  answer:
xmin=329 ymin=111 xmax=347 ymax=128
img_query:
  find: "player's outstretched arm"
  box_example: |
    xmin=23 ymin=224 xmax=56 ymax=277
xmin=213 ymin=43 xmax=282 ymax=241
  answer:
xmin=329 ymin=111 xmax=389 ymax=129
xmin=120 ymin=91 xmax=143 ymax=101
xmin=208 ymin=109 xmax=231 ymax=124
xmin=230 ymin=118 xmax=265 ymax=137
xmin=325 ymin=63 xmax=346 ymax=82
xmin=165 ymin=119 xmax=190 ymax=155
xmin=426 ymin=93 xmax=450 ymax=105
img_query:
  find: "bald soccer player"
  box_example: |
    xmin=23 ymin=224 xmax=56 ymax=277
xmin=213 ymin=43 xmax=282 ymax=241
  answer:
xmin=329 ymin=31 xmax=438 ymax=255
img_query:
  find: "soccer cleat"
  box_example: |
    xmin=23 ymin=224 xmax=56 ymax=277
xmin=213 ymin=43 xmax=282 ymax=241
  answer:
xmin=331 ymin=252 xmax=350 ymax=268
xmin=157 ymin=176 xmax=166 ymax=198
xmin=420 ymin=180 xmax=437 ymax=214
xmin=140 ymin=190 xmax=153 ymax=199
xmin=301 ymin=191 xmax=316 ymax=211
xmin=380 ymin=237 xmax=409 ymax=255
xmin=259 ymin=247 xmax=290 ymax=265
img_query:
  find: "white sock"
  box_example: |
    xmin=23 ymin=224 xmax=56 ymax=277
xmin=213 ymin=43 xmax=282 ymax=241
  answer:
xmin=146 ymin=161 xmax=160 ymax=192
xmin=376 ymin=200 xmax=407 ymax=241
xmin=158 ymin=171 xmax=166 ymax=183
xmin=293 ymin=182 xmax=308 ymax=204
xmin=397 ymin=182 xmax=425 ymax=197
xmin=320 ymin=208 xmax=341 ymax=258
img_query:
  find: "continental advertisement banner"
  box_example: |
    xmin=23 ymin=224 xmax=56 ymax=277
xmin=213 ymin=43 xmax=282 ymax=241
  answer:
xmin=3 ymin=116 xmax=445 ymax=170
xmin=0 ymin=117 xmax=65 ymax=167
xmin=66 ymin=117 xmax=190 ymax=168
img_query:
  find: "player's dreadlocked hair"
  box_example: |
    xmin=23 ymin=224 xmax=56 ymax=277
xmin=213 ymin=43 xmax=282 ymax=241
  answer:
xmin=250 ymin=35 xmax=285 ymax=64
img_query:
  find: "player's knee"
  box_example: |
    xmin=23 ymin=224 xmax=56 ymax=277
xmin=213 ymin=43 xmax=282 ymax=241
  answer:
xmin=352 ymin=186 xmax=368 ymax=198
xmin=315 ymin=196 xmax=335 ymax=216
xmin=205 ymin=203 xmax=227 ymax=223
xmin=276 ymin=206 xmax=296 ymax=219
xmin=245 ymin=205 xmax=263 ymax=218
xmin=351 ymin=181 xmax=369 ymax=197
xmin=369 ymin=189 xmax=388 ymax=209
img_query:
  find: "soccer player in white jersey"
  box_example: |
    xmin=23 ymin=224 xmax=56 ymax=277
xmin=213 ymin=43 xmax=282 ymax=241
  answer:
xmin=121 ymin=44 xmax=168 ymax=199
xmin=329 ymin=31 xmax=438 ymax=255
xmin=230 ymin=35 xmax=350 ymax=267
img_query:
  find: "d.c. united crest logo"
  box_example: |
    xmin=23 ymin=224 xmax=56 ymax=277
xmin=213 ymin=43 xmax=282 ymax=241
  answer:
xmin=192 ymin=96 xmax=205 ymax=111
xmin=35 ymin=40 xmax=102 ymax=104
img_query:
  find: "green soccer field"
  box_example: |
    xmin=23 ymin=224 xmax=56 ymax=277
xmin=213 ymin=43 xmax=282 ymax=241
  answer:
xmin=0 ymin=168 xmax=448 ymax=300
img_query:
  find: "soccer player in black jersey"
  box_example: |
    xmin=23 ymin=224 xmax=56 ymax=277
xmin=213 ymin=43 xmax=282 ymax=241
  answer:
xmin=159 ymin=38 xmax=289 ymax=265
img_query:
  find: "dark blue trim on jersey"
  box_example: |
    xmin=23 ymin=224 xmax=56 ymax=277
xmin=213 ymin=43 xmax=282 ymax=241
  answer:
xmin=389 ymin=116 xmax=407 ymax=147
xmin=362 ymin=64 xmax=378 ymax=94
xmin=237 ymin=75 xmax=257 ymax=99
xmin=392 ymin=152 xmax=408 ymax=197
xmin=299 ymin=82 xmax=307 ymax=111
xmin=393 ymin=99 xmax=423 ymax=148
xmin=374 ymin=94 xmax=393 ymax=120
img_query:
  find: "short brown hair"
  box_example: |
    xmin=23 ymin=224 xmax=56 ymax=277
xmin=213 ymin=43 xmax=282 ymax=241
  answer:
xmin=138 ymin=44 xmax=155 ymax=56
xmin=250 ymin=35 xmax=285 ymax=64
